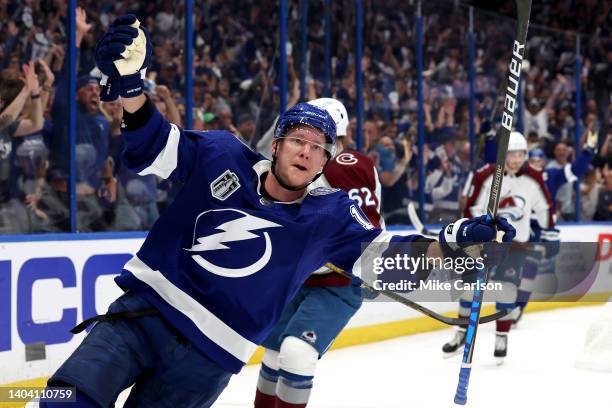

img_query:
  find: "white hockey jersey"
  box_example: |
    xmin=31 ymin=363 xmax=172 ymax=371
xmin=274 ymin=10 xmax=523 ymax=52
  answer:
xmin=464 ymin=163 xmax=555 ymax=242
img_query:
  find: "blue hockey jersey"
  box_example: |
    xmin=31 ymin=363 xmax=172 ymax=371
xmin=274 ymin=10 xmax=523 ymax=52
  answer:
xmin=114 ymin=107 xmax=422 ymax=373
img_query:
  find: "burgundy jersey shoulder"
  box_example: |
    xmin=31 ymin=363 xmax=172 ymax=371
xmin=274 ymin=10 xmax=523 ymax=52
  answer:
xmin=323 ymin=149 xmax=382 ymax=228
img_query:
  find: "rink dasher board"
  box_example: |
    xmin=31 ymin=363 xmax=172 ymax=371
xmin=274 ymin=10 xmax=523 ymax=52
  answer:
xmin=0 ymin=223 xmax=611 ymax=385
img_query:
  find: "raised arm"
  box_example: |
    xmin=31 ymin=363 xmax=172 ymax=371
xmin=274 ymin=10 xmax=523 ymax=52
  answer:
xmin=15 ymin=62 xmax=44 ymax=136
xmin=0 ymin=84 xmax=30 ymax=130
xmin=154 ymin=85 xmax=182 ymax=126
xmin=37 ymin=59 xmax=55 ymax=113
xmin=122 ymin=94 xmax=147 ymax=113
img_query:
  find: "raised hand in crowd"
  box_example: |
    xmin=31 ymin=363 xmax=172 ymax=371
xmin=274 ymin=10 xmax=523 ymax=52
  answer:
xmin=22 ymin=61 xmax=41 ymax=95
xmin=0 ymin=62 xmax=42 ymax=133
xmin=50 ymin=45 xmax=65 ymax=72
xmin=37 ymin=59 xmax=55 ymax=111
xmin=14 ymin=61 xmax=44 ymax=136
xmin=423 ymin=99 xmax=435 ymax=133
xmin=25 ymin=194 xmax=50 ymax=222
xmin=401 ymin=138 xmax=413 ymax=167
xmin=154 ymin=84 xmax=171 ymax=100
xmin=102 ymin=100 xmax=123 ymax=136
xmin=76 ymin=7 xmax=93 ymax=47
xmin=98 ymin=158 xmax=117 ymax=204
xmin=154 ymin=85 xmax=182 ymax=126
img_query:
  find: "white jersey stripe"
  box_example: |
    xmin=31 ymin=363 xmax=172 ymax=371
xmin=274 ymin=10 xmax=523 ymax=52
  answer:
xmin=350 ymin=230 xmax=396 ymax=278
xmin=124 ymin=256 xmax=258 ymax=363
xmin=138 ymin=123 xmax=181 ymax=179
xmin=563 ymin=163 xmax=577 ymax=183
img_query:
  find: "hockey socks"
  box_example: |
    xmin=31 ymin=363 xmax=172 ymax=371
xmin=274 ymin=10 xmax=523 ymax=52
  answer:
xmin=275 ymin=369 xmax=313 ymax=408
xmin=496 ymin=302 xmax=515 ymax=333
xmin=516 ymin=257 xmax=537 ymax=314
xmin=255 ymin=363 xmax=280 ymax=408
xmin=254 ymin=366 xmax=312 ymax=408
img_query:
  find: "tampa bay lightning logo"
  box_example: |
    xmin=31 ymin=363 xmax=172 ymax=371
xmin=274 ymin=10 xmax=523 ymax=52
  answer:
xmin=185 ymin=209 xmax=282 ymax=277
xmin=498 ymin=195 xmax=527 ymax=221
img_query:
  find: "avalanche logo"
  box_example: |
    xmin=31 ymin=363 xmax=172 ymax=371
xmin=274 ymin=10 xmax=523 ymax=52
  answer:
xmin=336 ymin=152 xmax=358 ymax=165
xmin=498 ymin=195 xmax=527 ymax=221
xmin=300 ymin=330 xmax=318 ymax=344
xmin=185 ymin=208 xmax=282 ymax=277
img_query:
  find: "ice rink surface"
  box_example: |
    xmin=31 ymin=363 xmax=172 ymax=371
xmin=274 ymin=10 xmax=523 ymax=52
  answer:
xmin=211 ymin=305 xmax=611 ymax=408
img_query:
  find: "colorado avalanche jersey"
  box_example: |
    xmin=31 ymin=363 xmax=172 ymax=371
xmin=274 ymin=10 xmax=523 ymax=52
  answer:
xmin=305 ymin=149 xmax=383 ymax=286
xmin=317 ymin=149 xmax=383 ymax=228
xmin=114 ymin=107 xmax=421 ymax=373
xmin=464 ymin=163 xmax=554 ymax=242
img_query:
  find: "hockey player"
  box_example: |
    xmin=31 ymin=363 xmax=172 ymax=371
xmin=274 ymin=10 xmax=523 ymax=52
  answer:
xmin=253 ymin=98 xmax=383 ymax=408
xmin=443 ymin=131 xmax=554 ymax=363
xmin=483 ymin=127 xmax=598 ymax=209
xmin=484 ymin=129 xmax=597 ymax=325
xmin=516 ymin=131 xmax=598 ymax=324
xmin=41 ymin=16 xmax=515 ymax=407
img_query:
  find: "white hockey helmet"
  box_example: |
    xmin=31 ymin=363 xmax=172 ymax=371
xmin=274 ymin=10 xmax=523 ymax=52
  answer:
xmin=308 ymin=98 xmax=349 ymax=137
xmin=508 ymin=131 xmax=528 ymax=152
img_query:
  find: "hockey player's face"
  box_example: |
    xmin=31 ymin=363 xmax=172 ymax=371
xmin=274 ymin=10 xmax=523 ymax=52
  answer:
xmin=505 ymin=150 xmax=526 ymax=174
xmin=274 ymin=125 xmax=328 ymax=187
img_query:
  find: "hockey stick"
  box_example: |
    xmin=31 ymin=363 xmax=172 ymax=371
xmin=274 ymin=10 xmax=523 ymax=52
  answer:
xmin=454 ymin=0 xmax=532 ymax=405
xmin=460 ymin=79 xmax=506 ymax=200
xmin=407 ymin=201 xmax=439 ymax=238
xmin=326 ymin=263 xmax=511 ymax=326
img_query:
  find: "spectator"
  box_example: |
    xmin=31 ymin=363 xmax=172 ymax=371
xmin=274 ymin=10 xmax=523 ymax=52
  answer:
xmin=363 ymin=120 xmax=381 ymax=152
xmin=579 ymin=168 xmax=601 ymax=221
xmin=14 ymin=138 xmax=68 ymax=232
xmin=548 ymin=100 xmax=575 ymax=143
xmin=546 ymin=141 xmax=571 ymax=170
xmin=0 ymin=0 xmax=609 ymax=231
xmin=0 ymin=61 xmax=47 ymax=233
xmin=375 ymin=135 xmax=412 ymax=224
xmin=47 ymin=8 xmax=114 ymax=231
xmin=236 ymin=113 xmax=256 ymax=144
xmin=593 ymin=132 xmax=612 ymax=170
xmin=594 ymin=164 xmax=612 ymax=221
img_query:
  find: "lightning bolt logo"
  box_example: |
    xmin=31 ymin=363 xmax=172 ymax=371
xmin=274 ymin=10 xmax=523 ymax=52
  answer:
xmin=186 ymin=209 xmax=282 ymax=278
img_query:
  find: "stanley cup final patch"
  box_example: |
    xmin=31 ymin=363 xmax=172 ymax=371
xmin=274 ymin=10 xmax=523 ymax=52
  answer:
xmin=211 ymin=170 xmax=241 ymax=201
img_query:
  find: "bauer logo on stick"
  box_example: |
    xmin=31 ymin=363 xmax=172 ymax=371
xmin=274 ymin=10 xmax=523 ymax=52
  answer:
xmin=501 ymin=40 xmax=525 ymax=131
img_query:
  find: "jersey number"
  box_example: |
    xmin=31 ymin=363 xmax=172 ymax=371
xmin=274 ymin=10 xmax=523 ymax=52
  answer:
xmin=348 ymin=187 xmax=376 ymax=207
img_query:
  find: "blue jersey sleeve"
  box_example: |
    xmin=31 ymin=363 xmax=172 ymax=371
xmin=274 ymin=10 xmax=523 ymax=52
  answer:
xmin=322 ymin=193 xmax=425 ymax=274
xmin=121 ymin=106 xmax=250 ymax=184
xmin=545 ymin=149 xmax=595 ymax=198
xmin=569 ymin=149 xmax=595 ymax=181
